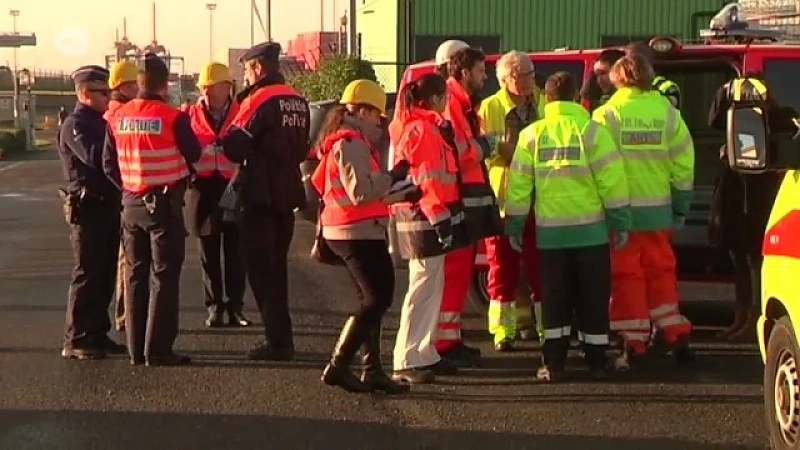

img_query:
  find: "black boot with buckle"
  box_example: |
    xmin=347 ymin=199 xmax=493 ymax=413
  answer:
xmin=321 ymin=316 xmax=371 ymax=393
xmin=360 ymin=325 xmax=410 ymax=395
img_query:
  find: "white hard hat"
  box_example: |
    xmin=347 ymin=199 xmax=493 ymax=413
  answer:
xmin=435 ymin=40 xmax=470 ymax=66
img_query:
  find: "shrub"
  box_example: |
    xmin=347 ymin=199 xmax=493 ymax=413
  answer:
xmin=289 ymin=55 xmax=378 ymax=102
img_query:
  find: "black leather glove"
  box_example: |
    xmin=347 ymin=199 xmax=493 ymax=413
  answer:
xmin=403 ymin=186 xmax=422 ymax=204
xmin=390 ymin=160 xmax=411 ymax=183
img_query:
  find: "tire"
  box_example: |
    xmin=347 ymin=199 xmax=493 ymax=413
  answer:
xmin=765 ymin=316 xmax=800 ymax=450
xmin=468 ymin=268 xmax=490 ymax=317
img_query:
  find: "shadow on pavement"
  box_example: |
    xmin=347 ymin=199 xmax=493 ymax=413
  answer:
xmin=0 ymin=409 xmax=761 ymax=450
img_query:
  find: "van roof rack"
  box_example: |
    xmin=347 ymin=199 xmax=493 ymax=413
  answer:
xmin=699 ymin=2 xmax=789 ymax=43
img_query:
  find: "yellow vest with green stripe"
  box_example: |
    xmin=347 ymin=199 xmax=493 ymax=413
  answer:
xmin=592 ymin=87 xmax=694 ymax=231
xmin=478 ymin=87 xmax=546 ymax=217
xmin=652 ymin=75 xmax=681 ymax=108
xmin=505 ymin=101 xmax=632 ymax=249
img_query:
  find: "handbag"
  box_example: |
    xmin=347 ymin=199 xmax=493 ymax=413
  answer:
xmin=310 ymin=202 xmax=344 ymax=265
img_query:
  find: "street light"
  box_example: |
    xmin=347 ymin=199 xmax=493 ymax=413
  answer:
xmin=9 ymin=10 xmax=20 ymax=128
xmin=205 ymin=3 xmax=217 ymax=60
xmin=17 ymin=68 xmax=34 ymax=150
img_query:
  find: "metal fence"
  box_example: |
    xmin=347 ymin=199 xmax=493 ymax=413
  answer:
xmin=369 ymin=61 xmax=409 ymax=93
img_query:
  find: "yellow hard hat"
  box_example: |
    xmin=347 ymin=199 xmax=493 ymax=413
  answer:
xmin=197 ymin=62 xmax=232 ymax=87
xmin=108 ymin=60 xmax=139 ymax=90
xmin=340 ymin=79 xmax=387 ymax=115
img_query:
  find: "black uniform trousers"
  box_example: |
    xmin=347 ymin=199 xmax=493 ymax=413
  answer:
xmin=326 ymin=239 xmax=396 ymax=328
xmin=239 ymin=208 xmax=295 ymax=349
xmin=199 ymin=223 xmax=246 ymax=311
xmin=65 ymin=202 xmax=121 ymax=345
xmin=538 ymin=244 xmax=612 ymax=369
xmin=122 ymin=202 xmax=186 ymax=360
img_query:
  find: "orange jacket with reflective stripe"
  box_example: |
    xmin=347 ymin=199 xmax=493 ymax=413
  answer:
xmin=226 ymin=84 xmax=299 ymax=132
xmin=390 ymin=107 xmax=468 ymax=259
xmin=312 ymin=129 xmax=389 ymax=227
xmin=104 ymin=99 xmax=126 ymax=122
xmin=445 ymin=78 xmax=486 ymax=184
xmin=187 ymin=101 xmax=238 ymax=179
xmin=112 ymin=99 xmax=191 ymax=193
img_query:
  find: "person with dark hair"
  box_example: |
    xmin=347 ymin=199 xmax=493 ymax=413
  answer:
xmin=625 ymin=41 xmax=681 ymax=108
xmin=391 ymin=73 xmax=469 ymax=384
xmin=103 ymin=54 xmax=202 ymax=366
xmin=580 ymin=48 xmax=626 ymax=111
xmin=58 ymin=65 xmax=126 ymax=360
xmin=312 ymin=79 xmax=411 ymax=394
xmin=221 ymin=41 xmax=311 ymax=361
xmin=593 ymin=54 xmax=695 ymax=370
xmin=505 ymin=71 xmax=631 ymax=381
xmin=707 ymin=73 xmax=790 ymax=342
xmin=435 ymin=45 xmax=502 ymax=367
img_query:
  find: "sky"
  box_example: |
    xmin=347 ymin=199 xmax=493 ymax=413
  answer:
xmin=2 ymin=0 xmax=351 ymax=74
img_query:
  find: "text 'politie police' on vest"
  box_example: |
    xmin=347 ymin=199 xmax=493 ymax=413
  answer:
xmin=117 ymin=117 xmax=163 ymax=134
xmin=279 ymin=99 xmax=308 ymax=128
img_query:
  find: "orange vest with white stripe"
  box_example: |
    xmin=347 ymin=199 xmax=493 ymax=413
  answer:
xmin=112 ymin=99 xmax=191 ymax=194
xmin=313 ymin=129 xmax=388 ymax=227
xmin=187 ymin=101 xmax=238 ymax=179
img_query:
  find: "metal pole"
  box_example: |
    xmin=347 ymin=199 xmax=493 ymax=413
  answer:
xmin=320 ymin=0 xmax=324 ymax=31
xmin=250 ymin=0 xmax=255 ymax=46
xmin=348 ymin=0 xmax=357 ymax=56
xmin=10 ymin=10 xmax=20 ymax=128
xmin=206 ymin=3 xmax=217 ymax=60
xmin=265 ymin=0 xmax=271 ymax=41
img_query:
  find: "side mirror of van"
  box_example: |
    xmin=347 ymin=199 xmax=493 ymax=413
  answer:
xmin=726 ymin=107 xmax=768 ymax=173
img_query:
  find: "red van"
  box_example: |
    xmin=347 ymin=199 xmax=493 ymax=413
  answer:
xmin=386 ymin=18 xmax=800 ymax=309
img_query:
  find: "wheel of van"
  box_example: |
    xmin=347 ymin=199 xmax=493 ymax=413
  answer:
xmin=468 ymin=269 xmax=490 ymax=317
xmin=765 ymin=316 xmax=800 ymax=450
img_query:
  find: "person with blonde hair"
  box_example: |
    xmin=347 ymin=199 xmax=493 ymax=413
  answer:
xmin=478 ymin=50 xmax=545 ymax=350
xmin=592 ymin=54 xmax=696 ymax=371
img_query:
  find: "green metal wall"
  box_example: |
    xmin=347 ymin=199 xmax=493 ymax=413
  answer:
xmin=400 ymin=0 xmax=729 ymax=61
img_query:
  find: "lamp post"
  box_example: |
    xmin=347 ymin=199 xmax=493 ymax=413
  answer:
xmin=17 ymin=68 xmax=34 ymax=150
xmin=9 ymin=10 xmax=20 ymax=128
xmin=205 ymin=3 xmax=217 ymax=60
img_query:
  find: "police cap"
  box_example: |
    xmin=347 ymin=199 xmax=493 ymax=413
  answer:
xmin=71 ymin=65 xmax=110 ymax=85
xmin=239 ymin=41 xmax=281 ymax=64
xmin=142 ymin=53 xmax=169 ymax=77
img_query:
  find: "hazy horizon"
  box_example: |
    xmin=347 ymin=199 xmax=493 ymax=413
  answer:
xmin=3 ymin=0 xmax=351 ymax=74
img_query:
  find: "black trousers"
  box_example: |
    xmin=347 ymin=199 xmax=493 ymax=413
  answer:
xmin=326 ymin=239 xmax=395 ymax=328
xmin=239 ymin=208 xmax=295 ymax=348
xmin=199 ymin=223 xmax=246 ymax=310
xmin=730 ymin=249 xmax=762 ymax=310
xmin=122 ymin=203 xmax=186 ymax=360
xmin=65 ymin=204 xmax=121 ymax=344
xmin=538 ymin=244 xmax=611 ymax=369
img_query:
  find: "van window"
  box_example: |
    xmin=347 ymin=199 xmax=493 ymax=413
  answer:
xmin=479 ymin=60 xmax=585 ymax=100
xmin=764 ymin=59 xmax=800 ymax=118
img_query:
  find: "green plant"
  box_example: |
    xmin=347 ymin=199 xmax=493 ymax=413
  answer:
xmin=289 ymin=55 xmax=378 ymax=102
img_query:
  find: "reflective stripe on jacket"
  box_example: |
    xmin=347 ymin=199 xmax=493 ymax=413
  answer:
xmin=188 ymin=100 xmax=238 ymax=179
xmin=652 ymin=75 xmax=681 ymax=109
xmin=506 ymin=101 xmax=631 ymax=249
xmin=478 ymin=87 xmax=545 ymax=217
xmin=592 ymin=87 xmax=694 ymax=231
xmin=445 ymin=77 xmax=502 ymax=241
xmin=113 ymin=99 xmax=190 ymax=193
xmin=390 ymin=107 xmax=468 ymax=259
xmin=313 ymin=128 xmax=389 ymax=227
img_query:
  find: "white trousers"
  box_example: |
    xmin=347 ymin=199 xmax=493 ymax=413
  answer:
xmin=393 ymin=254 xmax=445 ymax=370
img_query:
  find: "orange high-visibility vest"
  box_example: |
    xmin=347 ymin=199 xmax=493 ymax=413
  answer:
xmin=226 ymin=84 xmax=299 ymax=133
xmin=112 ymin=99 xmax=190 ymax=193
xmin=391 ymin=107 xmax=468 ymax=259
xmin=187 ymin=101 xmax=238 ymax=179
xmin=312 ymin=129 xmax=389 ymax=226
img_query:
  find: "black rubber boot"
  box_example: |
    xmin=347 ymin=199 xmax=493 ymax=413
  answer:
xmin=321 ymin=316 xmax=370 ymax=393
xmin=360 ymin=325 xmax=410 ymax=395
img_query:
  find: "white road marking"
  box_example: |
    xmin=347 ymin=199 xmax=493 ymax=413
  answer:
xmin=0 ymin=162 xmax=23 ymax=172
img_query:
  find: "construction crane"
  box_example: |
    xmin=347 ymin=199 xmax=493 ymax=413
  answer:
xmin=105 ymin=1 xmax=189 ymax=106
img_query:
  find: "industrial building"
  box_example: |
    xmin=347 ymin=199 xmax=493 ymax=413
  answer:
xmin=357 ymin=0 xmax=731 ymax=88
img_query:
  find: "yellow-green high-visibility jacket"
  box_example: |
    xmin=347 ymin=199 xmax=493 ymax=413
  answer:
xmin=504 ymin=101 xmax=632 ymax=249
xmin=592 ymin=87 xmax=694 ymax=231
xmin=478 ymin=87 xmax=546 ymax=217
xmin=652 ymin=75 xmax=681 ymax=109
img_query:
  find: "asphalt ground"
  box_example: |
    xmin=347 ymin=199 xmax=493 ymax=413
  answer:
xmin=0 ymin=151 xmax=767 ymax=450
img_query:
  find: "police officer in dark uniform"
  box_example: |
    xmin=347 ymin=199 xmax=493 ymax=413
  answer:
xmin=58 ymin=65 xmax=126 ymax=360
xmin=103 ymin=54 xmax=202 ymax=366
xmin=222 ymin=42 xmax=311 ymax=360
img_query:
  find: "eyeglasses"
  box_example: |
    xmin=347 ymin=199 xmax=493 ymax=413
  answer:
xmin=88 ymin=88 xmax=111 ymax=96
